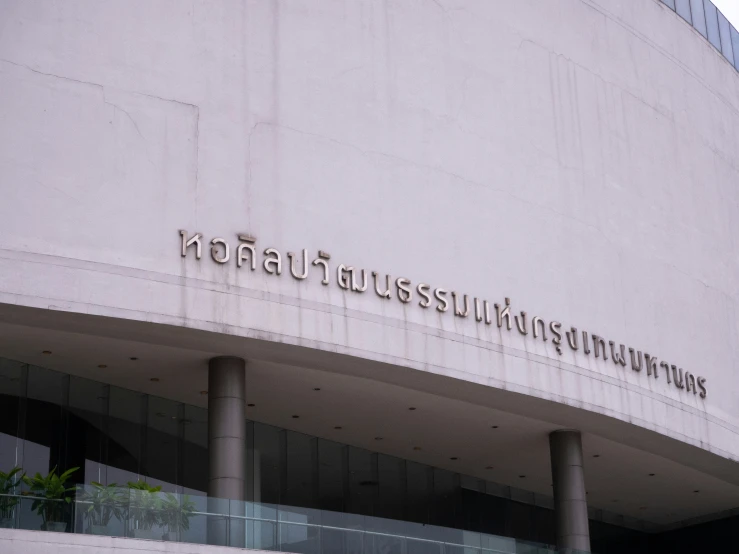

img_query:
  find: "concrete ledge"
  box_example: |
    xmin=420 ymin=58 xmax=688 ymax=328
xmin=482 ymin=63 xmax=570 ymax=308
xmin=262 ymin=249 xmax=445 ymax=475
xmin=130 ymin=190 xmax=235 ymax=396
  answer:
xmin=0 ymin=529 xmax=275 ymax=554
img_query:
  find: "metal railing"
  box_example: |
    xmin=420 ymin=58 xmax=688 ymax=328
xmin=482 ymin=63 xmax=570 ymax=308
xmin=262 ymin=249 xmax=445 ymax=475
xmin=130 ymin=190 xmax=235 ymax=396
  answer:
xmin=659 ymin=0 xmax=739 ymax=71
xmin=0 ymin=488 xmax=590 ymax=554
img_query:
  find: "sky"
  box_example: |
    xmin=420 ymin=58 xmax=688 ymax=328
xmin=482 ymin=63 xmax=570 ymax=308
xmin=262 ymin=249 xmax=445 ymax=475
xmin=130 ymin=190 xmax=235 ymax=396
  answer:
xmin=713 ymin=0 xmax=739 ymax=28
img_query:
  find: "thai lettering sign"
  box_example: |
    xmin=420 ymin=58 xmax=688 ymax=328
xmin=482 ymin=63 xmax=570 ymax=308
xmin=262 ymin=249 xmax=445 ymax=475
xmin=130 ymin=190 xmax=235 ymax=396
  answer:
xmin=180 ymin=230 xmax=708 ymax=400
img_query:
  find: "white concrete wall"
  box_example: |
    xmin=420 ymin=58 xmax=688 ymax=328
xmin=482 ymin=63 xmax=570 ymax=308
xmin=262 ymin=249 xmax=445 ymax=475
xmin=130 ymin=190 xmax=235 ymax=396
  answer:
xmin=0 ymin=529 xmax=273 ymax=554
xmin=0 ymin=0 xmax=738 ymax=467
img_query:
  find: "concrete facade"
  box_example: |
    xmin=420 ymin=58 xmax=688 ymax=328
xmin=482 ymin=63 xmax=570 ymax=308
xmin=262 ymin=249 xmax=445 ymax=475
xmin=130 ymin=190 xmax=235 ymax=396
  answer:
xmin=0 ymin=0 xmax=738 ymax=549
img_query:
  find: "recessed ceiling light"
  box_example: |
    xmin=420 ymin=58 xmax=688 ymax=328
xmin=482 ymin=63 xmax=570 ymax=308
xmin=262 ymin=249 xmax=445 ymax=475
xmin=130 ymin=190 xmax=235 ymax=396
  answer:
xmin=130 ymin=357 xmax=138 ymax=361
xmin=200 ymin=390 xmax=208 ymax=395
xmin=450 ymin=457 xmax=458 ymax=461
xmin=313 ymin=388 xmax=321 ymax=391
xmin=150 ymin=377 xmax=160 ymax=382
xmin=374 ymin=437 xmax=383 ymax=441
xmin=413 ymin=446 xmax=422 ymax=451
xmin=409 ymin=407 xmax=417 ymax=411
xmin=485 ymin=466 xmax=493 ymax=470
xmin=334 ymin=426 xmax=342 ymax=430
xmin=98 ymin=365 xmax=107 ymax=369
xmin=42 ymin=350 xmax=52 ymax=355
xmin=519 ymin=475 xmax=526 ymax=478
xmin=693 ymin=490 xmax=700 ymax=493
xmin=649 ymin=473 xmax=655 ymax=477
xmin=593 ymin=455 xmax=600 ymax=458
xmin=491 ymin=425 xmax=499 ymax=429
xmin=292 ymin=415 xmax=299 ymax=419
xmin=247 ymin=403 xmax=255 ymax=407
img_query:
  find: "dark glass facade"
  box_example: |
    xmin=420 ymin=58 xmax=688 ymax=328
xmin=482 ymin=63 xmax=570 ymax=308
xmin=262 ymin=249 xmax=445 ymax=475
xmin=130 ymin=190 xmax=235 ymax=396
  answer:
xmin=0 ymin=357 xmax=736 ymax=553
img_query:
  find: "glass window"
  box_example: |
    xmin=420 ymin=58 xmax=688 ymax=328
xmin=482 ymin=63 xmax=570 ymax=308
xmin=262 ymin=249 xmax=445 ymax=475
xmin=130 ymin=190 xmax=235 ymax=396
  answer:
xmin=0 ymin=359 xmax=23 ymax=473
xmin=676 ymin=0 xmax=692 ymax=22
xmin=717 ymin=10 xmax=735 ymax=65
xmin=690 ymin=0 xmax=707 ymax=37
xmin=23 ymin=365 xmax=65 ymax=478
xmin=376 ymin=454 xmax=405 ymax=521
xmin=704 ymin=0 xmax=721 ymax=49
xmin=346 ymin=447 xmax=376 ymax=517
xmin=284 ymin=431 xmax=317 ymax=509
xmin=662 ymin=0 xmax=676 ymax=10
xmin=317 ymin=439 xmax=344 ymax=512
xmin=406 ymin=461 xmax=432 ymax=524
xmin=732 ymin=26 xmax=739 ymax=70
xmin=146 ymin=396 xmax=182 ymax=491
xmin=106 ymin=386 xmax=144 ymax=486
xmin=67 ymin=376 xmax=108 ymax=485
xmin=182 ymin=404 xmax=208 ymax=494
xmin=253 ymin=422 xmax=281 ymax=504
xmin=431 ymin=468 xmax=458 ymax=528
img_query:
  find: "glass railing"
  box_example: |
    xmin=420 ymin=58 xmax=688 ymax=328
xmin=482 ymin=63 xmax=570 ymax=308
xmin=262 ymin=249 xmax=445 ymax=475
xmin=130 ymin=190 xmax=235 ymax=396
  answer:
xmin=0 ymin=487 xmax=590 ymax=554
xmin=660 ymin=0 xmax=739 ymax=72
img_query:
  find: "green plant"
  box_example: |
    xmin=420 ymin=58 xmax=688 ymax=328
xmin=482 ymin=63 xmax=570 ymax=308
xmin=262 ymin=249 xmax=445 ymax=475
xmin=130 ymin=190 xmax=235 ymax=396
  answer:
xmin=77 ymin=482 xmax=123 ymax=529
xmin=0 ymin=467 xmax=24 ymax=519
xmin=22 ymin=467 xmax=79 ymax=525
xmin=160 ymin=493 xmax=195 ymax=534
xmin=127 ymin=481 xmax=162 ymax=531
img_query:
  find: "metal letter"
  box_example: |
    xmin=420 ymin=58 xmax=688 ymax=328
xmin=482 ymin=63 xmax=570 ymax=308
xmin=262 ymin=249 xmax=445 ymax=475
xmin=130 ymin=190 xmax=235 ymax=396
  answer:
xmin=435 ymin=288 xmax=449 ymax=313
xmin=474 ymin=298 xmax=483 ymax=322
xmin=180 ymin=230 xmax=202 ymax=259
xmin=515 ymin=312 xmax=528 ymax=335
xmin=591 ymin=335 xmax=607 ymax=360
xmin=550 ymin=322 xmax=562 ymax=354
xmin=671 ymin=365 xmax=685 ymax=389
xmin=396 ymin=278 xmax=412 ymax=303
xmin=532 ymin=317 xmax=547 ymax=341
xmin=337 ymin=265 xmax=351 ymax=290
xmin=237 ymin=235 xmax=257 ymax=269
xmin=609 ymin=342 xmax=627 ymax=367
xmin=685 ymin=372 xmax=696 ymax=394
xmin=312 ymin=251 xmax=330 ymax=285
xmin=566 ymin=328 xmax=579 ymax=350
xmin=417 ymin=283 xmax=431 ymax=307
xmin=452 ymin=292 xmax=469 ymax=317
xmin=287 ymin=249 xmax=309 ymax=280
xmin=210 ymin=238 xmax=230 ymax=264
xmin=645 ymin=354 xmax=658 ymax=379
xmin=495 ymin=298 xmax=512 ymax=330
xmin=374 ymin=272 xmax=392 ymax=299
xmin=351 ymin=268 xmax=368 ymax=292
xmin=263 ymin=248 xmax=282 ymax=275
xmin=697 ymin=377 xmax=707 ymax=398
xmin=629 ymin=348 xmax=643 ymax=372
xmin=660 ymin=361 xmax=672 ymax=384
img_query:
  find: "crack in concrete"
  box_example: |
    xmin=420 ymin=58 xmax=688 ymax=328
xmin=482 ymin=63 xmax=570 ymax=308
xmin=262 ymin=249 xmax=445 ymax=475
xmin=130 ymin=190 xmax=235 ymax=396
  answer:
xmin=0 ymin=57 xmax=201 ymax=192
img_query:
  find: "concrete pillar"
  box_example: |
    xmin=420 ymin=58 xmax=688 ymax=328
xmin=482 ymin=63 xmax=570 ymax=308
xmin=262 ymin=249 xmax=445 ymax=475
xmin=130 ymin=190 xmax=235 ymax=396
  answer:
xmin=208 ymin=356 xmax=246 ymax=547
xmin=549 ymin=430 xmax=591 ymax=553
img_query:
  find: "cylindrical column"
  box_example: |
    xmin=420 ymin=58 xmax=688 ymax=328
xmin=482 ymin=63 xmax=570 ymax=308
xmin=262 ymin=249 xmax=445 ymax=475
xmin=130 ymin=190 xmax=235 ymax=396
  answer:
xmin=208 ymin=356 xmax=246 ymax=547
xmin=549 ymin=430 xmax=591 ymax=553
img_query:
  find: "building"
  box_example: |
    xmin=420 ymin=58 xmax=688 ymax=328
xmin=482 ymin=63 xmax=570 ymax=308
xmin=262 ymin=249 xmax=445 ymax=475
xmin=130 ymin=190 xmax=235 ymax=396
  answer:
xmin=0 ymin=0 xmax=738 ymax=553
